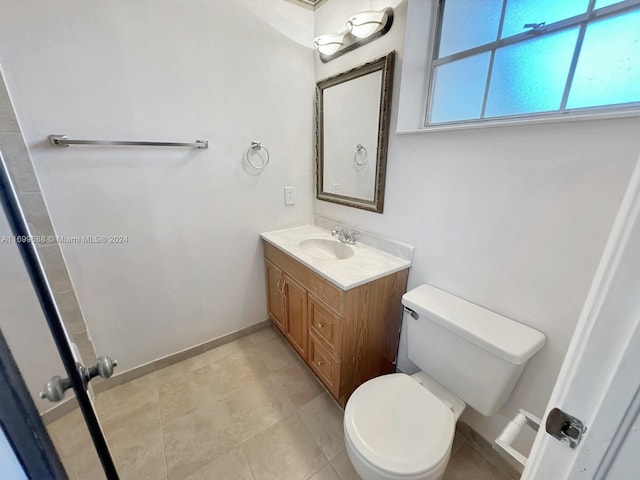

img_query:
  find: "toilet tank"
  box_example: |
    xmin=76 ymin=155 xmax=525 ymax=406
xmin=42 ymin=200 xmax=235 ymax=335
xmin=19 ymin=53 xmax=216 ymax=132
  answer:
xmin=403 ymin=284 xmax=546 ymax=416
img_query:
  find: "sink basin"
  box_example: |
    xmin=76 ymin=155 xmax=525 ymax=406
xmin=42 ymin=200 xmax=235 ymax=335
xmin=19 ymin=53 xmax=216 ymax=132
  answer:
xmin=299 ymin=238 xmax=354 ymax=260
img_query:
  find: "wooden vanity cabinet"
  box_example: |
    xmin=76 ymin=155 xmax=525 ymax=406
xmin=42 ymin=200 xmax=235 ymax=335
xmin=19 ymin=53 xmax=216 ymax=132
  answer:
xmin=265 ymin=261 xmax=286 ymax=334
xmin=282 ymin=274 xmax=308 ymax=360
xmin=265 ymin=260 xmax=309 ymax=360
xmin=263 ymin=241 xmax=409 ymax=406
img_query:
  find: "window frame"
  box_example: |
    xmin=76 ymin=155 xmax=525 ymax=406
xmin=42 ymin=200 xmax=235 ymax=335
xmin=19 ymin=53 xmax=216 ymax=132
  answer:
xmin=423 ymin=0 xmax=640 ymax=128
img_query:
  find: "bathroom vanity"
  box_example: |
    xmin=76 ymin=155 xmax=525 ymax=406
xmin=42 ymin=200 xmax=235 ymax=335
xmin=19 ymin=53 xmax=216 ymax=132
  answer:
xmin=261 ymin=225 xmax=412 ymax=406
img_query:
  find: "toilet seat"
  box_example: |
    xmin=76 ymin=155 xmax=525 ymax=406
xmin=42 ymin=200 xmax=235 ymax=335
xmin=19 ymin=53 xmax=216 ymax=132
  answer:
xmin=344 ymin=373 xmax=455 ymax=477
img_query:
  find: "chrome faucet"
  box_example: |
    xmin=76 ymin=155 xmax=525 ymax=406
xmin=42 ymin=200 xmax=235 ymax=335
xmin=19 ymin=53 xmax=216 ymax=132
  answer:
xmin=331 ymin=227 xmax=359 ymax=245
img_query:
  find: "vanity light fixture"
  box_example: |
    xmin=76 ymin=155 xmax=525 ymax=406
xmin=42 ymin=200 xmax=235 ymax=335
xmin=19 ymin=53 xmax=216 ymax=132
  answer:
xmin=313 ymin=33 xmax=345 ymax=56
xmin=313 ymin=7 xmax=393 ymax=63
xmin=346 ymin=10 xmax=386 ymax=39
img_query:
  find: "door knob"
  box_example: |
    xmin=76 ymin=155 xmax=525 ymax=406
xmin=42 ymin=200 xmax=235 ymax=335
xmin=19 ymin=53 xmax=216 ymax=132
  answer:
xmin=40 ymin=375 xmax=71 ymax=403
xmin=90 ymin=356 xmax=118 ymax=380
xmin=40 ymin=356 xmax=118 ymax=403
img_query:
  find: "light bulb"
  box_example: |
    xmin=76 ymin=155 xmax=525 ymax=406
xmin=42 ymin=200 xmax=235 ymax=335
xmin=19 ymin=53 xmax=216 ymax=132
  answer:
xmin=346 ymin=10 xmax=385 ymax=39
xmin=313 ymin=33 xmax=345 ymax=56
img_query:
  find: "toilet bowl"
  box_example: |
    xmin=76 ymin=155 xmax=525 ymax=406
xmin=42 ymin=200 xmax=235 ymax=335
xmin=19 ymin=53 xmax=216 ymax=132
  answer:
xmin=343 ymin=284 xmax=546 ymax=480
xmin=344 ymin=373 xmax=463 ymax=480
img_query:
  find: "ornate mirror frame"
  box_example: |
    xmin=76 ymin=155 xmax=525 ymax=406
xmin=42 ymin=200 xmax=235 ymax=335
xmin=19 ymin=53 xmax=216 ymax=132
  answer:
xmin=315 ymin=51 xmax=395 ymax=213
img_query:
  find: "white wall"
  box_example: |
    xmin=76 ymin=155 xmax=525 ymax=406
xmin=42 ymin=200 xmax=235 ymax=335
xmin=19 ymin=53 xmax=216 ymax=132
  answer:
xmin=0 ymin=0 xmax=315 ymax=372
xmin=314 ymin=0 xmax=640 ymax=447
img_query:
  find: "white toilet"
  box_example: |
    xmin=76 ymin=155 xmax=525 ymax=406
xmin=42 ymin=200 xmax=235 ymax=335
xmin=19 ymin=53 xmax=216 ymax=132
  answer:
xmin=344 ymin=284 xmax=546 ymax=480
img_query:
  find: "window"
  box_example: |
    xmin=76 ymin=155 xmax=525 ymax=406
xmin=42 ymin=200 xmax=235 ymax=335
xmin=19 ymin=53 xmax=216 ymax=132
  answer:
xmin=426 ymin=0 xmax=640 ymax=126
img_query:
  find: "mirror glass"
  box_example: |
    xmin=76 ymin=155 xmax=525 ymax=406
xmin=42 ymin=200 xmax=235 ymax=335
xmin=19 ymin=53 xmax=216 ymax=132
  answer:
xmin=316 ymin=52 xmax=395 ymax=213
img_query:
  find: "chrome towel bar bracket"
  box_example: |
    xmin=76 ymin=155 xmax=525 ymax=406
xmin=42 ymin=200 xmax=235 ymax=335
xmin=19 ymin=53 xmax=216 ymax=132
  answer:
xmin=49 ymin=135 xmax=208 ymax=149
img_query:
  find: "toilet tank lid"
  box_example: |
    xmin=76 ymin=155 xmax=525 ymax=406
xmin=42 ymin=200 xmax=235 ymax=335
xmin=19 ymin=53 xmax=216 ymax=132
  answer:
xmin=402 ymin=284 xmax=546 ymax=364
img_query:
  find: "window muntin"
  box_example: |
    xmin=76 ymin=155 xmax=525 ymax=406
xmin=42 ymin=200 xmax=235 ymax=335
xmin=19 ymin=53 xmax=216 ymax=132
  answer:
xmin=427 ymin=0 xmax=640 ymax=126
xmin=484 ymin=28 xmax=579 ymax=117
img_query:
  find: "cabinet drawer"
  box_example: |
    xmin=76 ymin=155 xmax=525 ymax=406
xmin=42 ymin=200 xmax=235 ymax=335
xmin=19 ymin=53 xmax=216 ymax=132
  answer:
xmin=308 ymin=294 xmax=342 ymax=358
xmin=308 ymin=335 xmax=340 ymax=397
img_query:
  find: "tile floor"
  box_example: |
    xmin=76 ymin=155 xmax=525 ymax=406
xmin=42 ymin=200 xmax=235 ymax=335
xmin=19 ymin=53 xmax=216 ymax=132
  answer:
xmin=47 ymin=326 xmax=516 ymax=480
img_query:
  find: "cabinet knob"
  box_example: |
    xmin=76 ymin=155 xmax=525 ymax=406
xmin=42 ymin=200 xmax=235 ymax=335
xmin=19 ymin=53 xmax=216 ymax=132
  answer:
xmin=317 ymin=323 xmax=323 ymax=329
xmin=317 ymin=360 xmax=324 ymax=366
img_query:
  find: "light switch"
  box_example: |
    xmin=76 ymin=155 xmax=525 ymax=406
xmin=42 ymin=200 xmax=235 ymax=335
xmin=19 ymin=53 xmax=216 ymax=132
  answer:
xmin=284 ymin=186 xmax=295 ymax=206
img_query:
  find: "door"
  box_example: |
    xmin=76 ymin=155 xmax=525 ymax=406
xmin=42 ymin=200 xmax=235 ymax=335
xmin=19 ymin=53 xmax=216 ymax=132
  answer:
xmin=284 ymin=273 xmax=308 ymax=360
xmin=266 ymin=260 xmax=286 ymax=333
xmin=0 ymin=151 xmax=119 ymax=478
xmin=523 ymin=154 xmax=640 ymax=480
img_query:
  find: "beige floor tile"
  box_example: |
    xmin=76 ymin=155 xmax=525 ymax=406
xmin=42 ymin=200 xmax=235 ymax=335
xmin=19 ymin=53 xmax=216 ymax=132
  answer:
xmin=154 ymin=353 xmax=214 ymax=389
xmin=46 ymin=335 xmax=519 ymax=480
xmin=330 ymin=450 xmax=361 ymax=480
xmin=46 ymin=426 xmax=80 ymax=480
xmin=163 ymin=399 xmax=243 ymax=479
xmin=157 ymin=363 xmax=227 ymax=423
xmin=442 ymin=442 xmax=511 ymax=480
xmin=102 ymin=405 xmax=162 ymax=448
xmin=200 ymin=336 xmax=256 ymax=364
xmin=270 ymin=360 xmax=324 ymax=408
xmin=255 ymin=335 xmax=298 ymax=371
xmin=54 ymin=428 xmax=106 ymax=480
xmin=214 ymin=348 xmax=272 ymax=397
xmin=66 ymin=447 xmax=108 ymax=480
xmin=183 ymin=447 xmax=254 ymax=480
xmin=111 ymin=432 xmax=167 ymax=480
xmin=298 ymin=393 xmax=345 ymax=461
xmin=94 ymin=386 xmax=165 ymax=479
xmin=48 ymin=408 xmax=107 ymax=480
xmin=243 ymin=414 xmax=327 ymax=480
xmin=248 ymin=325 xmax=280 ymax=345
xmin=308 ymin=463 xmax=341 ymax=480
xmin=48 ymin=407 xmax=91 ymax=451
xmin=94 ymin=373 xmax=158 ymax=420
xmin=153 ymin=336 xmax=254 ymax=391
xmin=225 ymin=376 xmax=296 ymax=442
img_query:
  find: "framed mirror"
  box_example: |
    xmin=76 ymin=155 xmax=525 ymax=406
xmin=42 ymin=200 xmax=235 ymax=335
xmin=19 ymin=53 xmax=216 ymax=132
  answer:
xmin=315 ymin=51 xmax=395 ymax=213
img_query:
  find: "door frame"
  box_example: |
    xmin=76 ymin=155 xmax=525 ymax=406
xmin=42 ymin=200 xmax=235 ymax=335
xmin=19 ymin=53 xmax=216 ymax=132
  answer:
xmin=0 ymin=326 xmax=67 ymax=479
xmin=0 ymin=150 xmax=119 ymax=478
xmin=523 ymin=153 xmax=640 ymax=479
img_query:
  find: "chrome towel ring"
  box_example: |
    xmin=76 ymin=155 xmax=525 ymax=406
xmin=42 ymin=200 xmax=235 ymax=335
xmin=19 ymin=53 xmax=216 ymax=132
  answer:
xmin=354 ymin=144 xmax=367 ymax=166
xmin=246 ymin=141 xmax=270 ymax=169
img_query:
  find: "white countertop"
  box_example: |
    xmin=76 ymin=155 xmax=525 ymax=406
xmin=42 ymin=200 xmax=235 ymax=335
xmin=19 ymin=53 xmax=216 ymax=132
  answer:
xmin=260 ymin=225 xmax=412 ymax=290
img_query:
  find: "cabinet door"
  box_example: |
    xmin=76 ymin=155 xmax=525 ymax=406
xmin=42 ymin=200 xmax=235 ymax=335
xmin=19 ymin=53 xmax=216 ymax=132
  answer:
xmin=284 ymin=274 xmax=308 ymax=360
xmin=265 ymin=261 xmax=286 ymax=333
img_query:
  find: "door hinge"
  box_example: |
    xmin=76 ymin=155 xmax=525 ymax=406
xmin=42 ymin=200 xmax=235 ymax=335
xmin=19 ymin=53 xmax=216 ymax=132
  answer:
xmin=545 ymin=408 xmax=586 ymax=449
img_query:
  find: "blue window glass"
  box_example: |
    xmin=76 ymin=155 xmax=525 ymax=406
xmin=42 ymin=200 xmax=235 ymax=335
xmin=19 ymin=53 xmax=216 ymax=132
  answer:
xmin=567 ymin=9 xmax=640 ymax=109
xmin=501 ymin=0 xmax=588 ymax=38
xmin=430 ymin=52 xmax=491 ymax=123
xmin=485 ymin=28 xmax=579 ymax=117
xmin=427 ymin=0 xmax=640 ymax=126
xmin=438 ymin=0 xmax=503 ymax=57
xmin=595 ymin=0 xmax=624 ymax=8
